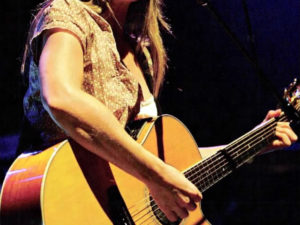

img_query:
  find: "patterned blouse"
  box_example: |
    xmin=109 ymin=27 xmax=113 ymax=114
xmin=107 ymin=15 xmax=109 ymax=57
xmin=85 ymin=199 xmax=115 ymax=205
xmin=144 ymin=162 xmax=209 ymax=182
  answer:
xmin=22 ymin=0 xmax=154 ymax=148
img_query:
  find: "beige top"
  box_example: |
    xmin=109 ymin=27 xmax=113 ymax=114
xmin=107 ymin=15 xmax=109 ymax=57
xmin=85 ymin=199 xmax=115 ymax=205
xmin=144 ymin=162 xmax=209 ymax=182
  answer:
xmin=23 ymin=0 xmax=153 ymax=145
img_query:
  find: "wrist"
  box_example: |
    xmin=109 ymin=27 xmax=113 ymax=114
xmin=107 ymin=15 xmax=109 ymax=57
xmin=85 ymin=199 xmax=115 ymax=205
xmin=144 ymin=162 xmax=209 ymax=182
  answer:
xmin=138 ymin=153 xmax=166 ymax=185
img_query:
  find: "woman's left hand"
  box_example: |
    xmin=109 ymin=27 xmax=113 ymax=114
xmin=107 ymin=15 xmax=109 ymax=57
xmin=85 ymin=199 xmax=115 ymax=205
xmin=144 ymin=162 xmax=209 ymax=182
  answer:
xmin=263 ymin=109 xmax=298 ymax=152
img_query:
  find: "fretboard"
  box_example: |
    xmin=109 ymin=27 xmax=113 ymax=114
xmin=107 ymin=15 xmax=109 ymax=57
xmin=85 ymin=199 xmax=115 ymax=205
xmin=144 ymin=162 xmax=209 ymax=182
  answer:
xmin=184 ymin=113 xmax=287 ymax=192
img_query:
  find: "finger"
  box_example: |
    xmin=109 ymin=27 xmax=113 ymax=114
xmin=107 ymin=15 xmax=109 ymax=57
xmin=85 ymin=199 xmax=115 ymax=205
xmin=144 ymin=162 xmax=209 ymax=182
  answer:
xmin=172 ymin=206 xmax=189 ymax=219
xmin=264 ymin=109 xmax=281 ymax=122
xmin=164 ymin=210 xmax=178 ymax=222
xmin=277 ymin=122 xmax=298 ymax=142
xmin=277 ymin=122 xmax=293 ymax=129
xmin=274 ymin=130 xmax=292 ymax=147
xmin=175 ymin=191 xmax=197 ymax=211
xmin=188 ymin=188 xmax=202 ymax=202
xmin=276 ymin=123 xmax=298 ymax=142
xmin=181 ymin=182 xmax=203 ymax=202
xmin=272 ymin=139 xmax=287 ymax=148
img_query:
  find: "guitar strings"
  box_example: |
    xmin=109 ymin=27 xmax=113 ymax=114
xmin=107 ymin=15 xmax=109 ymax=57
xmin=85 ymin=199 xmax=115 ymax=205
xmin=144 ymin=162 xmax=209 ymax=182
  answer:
xmin=143 ymin=217 xmax=158 ymax=225
xmin=192 ymin=124 xmax=278 ymax=190
xmin=138 ymin=212 xmax=163 ymax=225
xmin=143 ymin=120 xmax=281 ymax=223
xmin=130 ymin=117 xmax=281 ymax=223
xmin=189 ymin=118 xmax=281 ymax=185
xmin=137 ymin=213 xmax=158 ymax=225
xmin=128 ymin=137 xmax=236 ymax=218
xmin=145 ymin=131 xmax=279 ymax=223
xmin=186 ymin=115 xmax=284 ymax=186
xmin=169 ymin=117 xmax=278 ymax=198
xmin=186 ymin=115 xmax=280 ymax=178
xmin=131 ymin=121 xmax=279 ymax=224
xmin=146 ymin=120 xmax=281 ymax=221
xmin=185 ymin=116 xmax=283 ymax=191
xmin=128 ymin=115 xmax=286 ymax=224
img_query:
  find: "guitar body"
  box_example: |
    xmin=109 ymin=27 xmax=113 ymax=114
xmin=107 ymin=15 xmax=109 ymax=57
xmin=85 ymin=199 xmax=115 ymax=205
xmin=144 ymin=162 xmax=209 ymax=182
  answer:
xmin=0 ymin=115 xmax=209 ymax=225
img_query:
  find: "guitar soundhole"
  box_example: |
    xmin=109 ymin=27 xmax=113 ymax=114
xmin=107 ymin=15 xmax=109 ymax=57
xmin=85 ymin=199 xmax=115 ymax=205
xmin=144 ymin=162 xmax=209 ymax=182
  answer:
xmin=149 ymin=196 xmax=181 ymax=225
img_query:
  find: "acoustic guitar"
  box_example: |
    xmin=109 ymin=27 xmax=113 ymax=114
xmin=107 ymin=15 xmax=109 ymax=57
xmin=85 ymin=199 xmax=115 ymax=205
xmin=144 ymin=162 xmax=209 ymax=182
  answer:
xmin=1 ymin=79 xmax=299 ymax=225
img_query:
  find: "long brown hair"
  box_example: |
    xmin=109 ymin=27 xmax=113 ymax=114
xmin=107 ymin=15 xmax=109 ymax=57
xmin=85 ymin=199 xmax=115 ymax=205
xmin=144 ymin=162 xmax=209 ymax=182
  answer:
xmin=22 ymin=0 xmax=170 ymax=97
xmin=127 ymin=0 xmax=170 ymax=97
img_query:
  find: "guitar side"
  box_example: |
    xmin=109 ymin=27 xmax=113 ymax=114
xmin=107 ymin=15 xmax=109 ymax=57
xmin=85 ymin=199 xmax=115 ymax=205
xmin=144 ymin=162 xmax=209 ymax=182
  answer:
xmin=0 ymin=142 xmax=59 ymax=225
xmin=0 ymin=140 xmax=117 ymax=225
xmin=0 ymin=115 xmax=209 ymax=225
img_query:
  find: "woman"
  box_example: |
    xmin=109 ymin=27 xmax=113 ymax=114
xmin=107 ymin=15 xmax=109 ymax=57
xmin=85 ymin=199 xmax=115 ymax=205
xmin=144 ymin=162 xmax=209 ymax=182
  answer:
xmin=20 ymin=0 xmax=297 ymax=223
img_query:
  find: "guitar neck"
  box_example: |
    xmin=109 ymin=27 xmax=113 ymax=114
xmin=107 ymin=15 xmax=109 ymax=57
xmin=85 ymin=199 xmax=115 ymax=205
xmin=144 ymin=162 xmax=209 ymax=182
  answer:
xmin=184 ymin=113 xmax=287 ymax=193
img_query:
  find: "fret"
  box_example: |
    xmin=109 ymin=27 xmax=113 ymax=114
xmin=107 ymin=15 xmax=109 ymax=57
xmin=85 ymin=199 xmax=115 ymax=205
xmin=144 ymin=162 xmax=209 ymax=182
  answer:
xmin=184 ymin=113 xmax=288 ymax=193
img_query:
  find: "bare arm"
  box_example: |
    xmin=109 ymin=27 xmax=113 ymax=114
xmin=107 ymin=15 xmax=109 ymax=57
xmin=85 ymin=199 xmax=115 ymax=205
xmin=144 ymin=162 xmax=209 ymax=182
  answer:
xmin=39 ymin=29 xmax=201 ymax=222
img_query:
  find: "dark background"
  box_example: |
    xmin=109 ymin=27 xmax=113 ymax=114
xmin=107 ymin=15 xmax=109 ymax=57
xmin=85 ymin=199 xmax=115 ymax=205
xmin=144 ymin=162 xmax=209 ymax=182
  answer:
xmin=1 ymin=0 xmax=300 ymax=224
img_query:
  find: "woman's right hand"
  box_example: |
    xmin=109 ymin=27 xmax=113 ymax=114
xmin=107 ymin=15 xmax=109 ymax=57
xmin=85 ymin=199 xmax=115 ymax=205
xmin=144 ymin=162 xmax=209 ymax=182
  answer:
xmin=145 ymin=164 xmax=202 ymax=222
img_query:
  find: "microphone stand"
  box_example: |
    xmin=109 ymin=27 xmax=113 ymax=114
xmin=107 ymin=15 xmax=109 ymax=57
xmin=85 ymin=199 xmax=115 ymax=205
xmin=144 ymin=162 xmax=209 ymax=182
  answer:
xmin=196 ymin=0 xmax=300 ymax=132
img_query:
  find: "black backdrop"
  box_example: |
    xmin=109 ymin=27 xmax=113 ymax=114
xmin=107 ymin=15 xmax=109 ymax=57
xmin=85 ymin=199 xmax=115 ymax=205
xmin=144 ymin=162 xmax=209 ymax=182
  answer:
xmin=1 ymin=0 xmax=300 ymax=224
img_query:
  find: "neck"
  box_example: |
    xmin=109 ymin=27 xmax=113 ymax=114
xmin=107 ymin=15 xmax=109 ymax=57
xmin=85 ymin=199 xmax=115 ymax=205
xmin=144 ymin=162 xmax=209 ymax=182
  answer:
xmin=105 ymin=1 xmax=134 ymax=58
xmin=108 ymin=2 xmax=131 ymax=36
